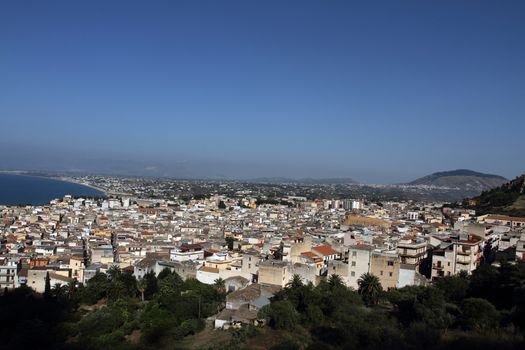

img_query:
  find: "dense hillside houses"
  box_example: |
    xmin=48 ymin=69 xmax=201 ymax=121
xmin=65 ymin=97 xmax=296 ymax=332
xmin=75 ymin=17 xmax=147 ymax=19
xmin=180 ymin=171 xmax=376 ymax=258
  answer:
xmin=1 ymin=188 xmax=525 ymax=331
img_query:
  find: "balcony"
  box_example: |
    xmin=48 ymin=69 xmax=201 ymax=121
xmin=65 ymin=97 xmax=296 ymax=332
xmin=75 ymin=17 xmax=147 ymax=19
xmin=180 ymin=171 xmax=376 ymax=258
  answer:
xmin=457 ymin=259 xmax=471 ymax=265
xmin=399 ymin=250 xmax=426 ymax=258
xmin=456 ymin=255 xmax=472 ymax=264
xmin=432 ymin=264 xmax=444 ymax=270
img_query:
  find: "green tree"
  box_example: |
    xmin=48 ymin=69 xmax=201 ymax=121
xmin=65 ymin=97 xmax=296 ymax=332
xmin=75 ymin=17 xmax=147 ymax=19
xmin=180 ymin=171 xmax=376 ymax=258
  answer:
xmin=213 ymin=278 xmax=226 ymax=293
xmin=52 ymin=283 xmax=67 ymax=301
xmin=67 ymin=280 xmax=77 ymax=300
xmin=388 ymin=286 xmax=454 ymax=330
xmin=328 ymin=274 xmax=344 ymax=289
xmin=357 ymin=273 xmax=383 ymax=306
xmin=287 ymin=274 xmax=303 ymax=289
xmin=107 ymin=265 xmax=122 ymax=282
xmin=143 ymin=271 xmax=158 ymax=299
xmin=435 ymin=275 xmax=468 ymax=304
xmin=80 ymin=272 xmax=110 ymax=304
xmin=460 ymin=298 xmax=499 ymax=330
xmin=107 ymin=270 xmax=137 ymax=301
xmin=225 ymin=236 xmax=234 ymax=250
xmin=137 ymin=277 xmax=147 ymax=302
xmin=259 ymin=300 xmax=298 ymax=330
xmin=157 ymin=267 xmax=172 ymax=281
xmin=157 ymin=270 xmax=185 ymax=303
xmin=44 ymin=272 xmax=51 ymax=298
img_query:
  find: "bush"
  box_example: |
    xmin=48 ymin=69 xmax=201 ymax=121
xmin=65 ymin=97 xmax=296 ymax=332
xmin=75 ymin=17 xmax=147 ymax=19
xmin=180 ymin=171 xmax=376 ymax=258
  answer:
xmin=460 ymin=298 xmax=499 ymax=331
xmin=265 ymin=300 xmax=299 ymax=330
xmin=78 ymin=307 xmax=124 ymax=338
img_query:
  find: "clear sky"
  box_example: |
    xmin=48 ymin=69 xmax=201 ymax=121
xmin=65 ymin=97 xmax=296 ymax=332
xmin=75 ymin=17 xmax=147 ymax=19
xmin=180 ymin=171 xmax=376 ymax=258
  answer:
xmin=1 ymin=1 xmax=524 ymax=183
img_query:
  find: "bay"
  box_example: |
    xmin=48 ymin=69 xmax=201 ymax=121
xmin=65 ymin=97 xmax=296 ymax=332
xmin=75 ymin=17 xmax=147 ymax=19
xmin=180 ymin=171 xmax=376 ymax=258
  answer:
xmin=0 ymin=173 xmax=105 ymax=206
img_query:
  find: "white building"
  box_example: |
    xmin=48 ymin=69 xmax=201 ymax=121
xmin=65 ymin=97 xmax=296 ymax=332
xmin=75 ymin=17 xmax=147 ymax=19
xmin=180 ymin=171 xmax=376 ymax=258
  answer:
xmin=0 ymin=261 xmax=19 ymax=289
xmin=170 ymin=244 xmax=204 ymax=262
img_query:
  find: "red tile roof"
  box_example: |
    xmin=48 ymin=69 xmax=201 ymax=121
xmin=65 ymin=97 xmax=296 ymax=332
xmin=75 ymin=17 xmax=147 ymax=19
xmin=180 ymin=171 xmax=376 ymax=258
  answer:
xmin=312 ymin=245 xmax=338 ymax=256
xmin=301 ymin=251 xmax=319 ymax=259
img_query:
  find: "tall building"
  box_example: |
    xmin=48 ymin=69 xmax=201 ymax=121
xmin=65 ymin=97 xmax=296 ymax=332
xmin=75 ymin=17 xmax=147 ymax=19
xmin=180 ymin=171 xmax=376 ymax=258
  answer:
xmin=431 ymin=234 xmax=483 ymax=279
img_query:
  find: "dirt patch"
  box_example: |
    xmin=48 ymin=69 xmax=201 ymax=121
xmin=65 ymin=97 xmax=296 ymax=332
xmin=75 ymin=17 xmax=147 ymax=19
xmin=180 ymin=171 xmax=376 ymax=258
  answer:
xmin=171 ymin=323 xmax=232 ymax=349
xmin=125 ymin=329 xmax=142 ymax=345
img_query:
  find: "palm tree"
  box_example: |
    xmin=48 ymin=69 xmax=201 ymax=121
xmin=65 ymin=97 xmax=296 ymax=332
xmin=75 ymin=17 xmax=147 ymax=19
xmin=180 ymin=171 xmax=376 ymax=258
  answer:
xmin=52 ymin=283 xmax=67 ymax=301
xmin=287 ymin=274 xmax=303 ymax=289
xmin=357 ymin=273 xmax=383 ymax=306
xmin=137 ymin=277 xmax=147 ymax=302
xmin=214 ymin=278 xmax=226 ymax=293
xmin=328 ymin=274 xmax=344 ymax=289
xmin=107 ymin=265 xmax=121 ymax=282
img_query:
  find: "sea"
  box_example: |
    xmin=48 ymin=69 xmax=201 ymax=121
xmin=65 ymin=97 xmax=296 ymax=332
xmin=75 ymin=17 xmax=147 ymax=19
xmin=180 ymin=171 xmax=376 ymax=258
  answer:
xmin=0 ymin=173 xmax=105 ymax=206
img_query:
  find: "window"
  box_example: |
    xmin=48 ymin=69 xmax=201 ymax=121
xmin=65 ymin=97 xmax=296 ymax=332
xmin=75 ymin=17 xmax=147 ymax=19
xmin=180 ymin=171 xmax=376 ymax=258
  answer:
xmin=248 ymin=264 xmax=251 ymax=269
xmin=380 ymin=271 xmax=383 ymax=276
xmin=351 ymin=261 xmax=356 ymax=267
xmin=351 ymin=271 xmax=355 ymax=277
xmin=387 ymin=261 xmax=394 ymax=266
xmin=389 ymin=272 xmax=393 ymax=277
xmin=447 ymin=262 xmax=450 ymax=266
xmin=352 ymin=251 xmax=357 ymax=257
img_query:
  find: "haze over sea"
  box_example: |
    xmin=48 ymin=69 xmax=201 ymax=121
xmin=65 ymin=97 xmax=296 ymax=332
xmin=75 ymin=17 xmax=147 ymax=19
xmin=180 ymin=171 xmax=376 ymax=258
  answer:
xmin=0 ymin=174 xmax=105 ymax=206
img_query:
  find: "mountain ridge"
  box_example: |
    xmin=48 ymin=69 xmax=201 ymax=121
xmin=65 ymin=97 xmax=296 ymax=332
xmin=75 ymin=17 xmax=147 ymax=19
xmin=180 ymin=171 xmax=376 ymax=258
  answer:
xmin=408 ymin=169 xmax=507 ymax=190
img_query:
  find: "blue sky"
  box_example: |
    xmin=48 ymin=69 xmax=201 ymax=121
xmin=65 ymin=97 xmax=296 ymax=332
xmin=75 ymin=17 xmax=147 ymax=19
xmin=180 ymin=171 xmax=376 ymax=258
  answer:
xmin=1 ymin=1 xmax=524 ymax=183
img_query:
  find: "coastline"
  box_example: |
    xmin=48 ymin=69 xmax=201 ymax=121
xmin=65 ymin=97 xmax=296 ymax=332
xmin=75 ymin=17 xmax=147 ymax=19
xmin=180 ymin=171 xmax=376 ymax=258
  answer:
xmin=0 ymin=171 xmax=108 ymax=195
xmin=1 ymin=172 xmax=108 ymax=194
xmin=0 ymin=171 xmax=138 ymax=198
xmin=53 ymin=176 xmax=108 ymax=196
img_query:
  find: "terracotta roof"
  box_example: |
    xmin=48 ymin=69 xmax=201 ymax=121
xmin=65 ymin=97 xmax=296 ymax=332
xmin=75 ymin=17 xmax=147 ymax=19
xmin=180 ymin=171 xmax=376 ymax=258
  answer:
xmin=312 ymin=245 xmax=338 ymax=256
xmin=301 ymin=251 xmax=319 ymax=259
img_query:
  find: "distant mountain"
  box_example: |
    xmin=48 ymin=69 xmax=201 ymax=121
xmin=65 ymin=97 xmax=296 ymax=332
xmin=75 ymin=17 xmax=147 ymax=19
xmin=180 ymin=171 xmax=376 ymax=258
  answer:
xmin=247 ymin=177 xmax=358 ymax=184
xmin=408 ymin=169 xmax=507 ymax=191
xmin=465 ymin=174 xmax=525 ymax=216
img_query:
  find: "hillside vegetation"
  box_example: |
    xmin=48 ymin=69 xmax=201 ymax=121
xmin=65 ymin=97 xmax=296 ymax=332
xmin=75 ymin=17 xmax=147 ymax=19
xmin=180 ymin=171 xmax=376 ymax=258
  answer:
xmin=2 ymin=263 xmax=525 ymax=349
xmin=465 ymin=174 xmax=525 ymax=216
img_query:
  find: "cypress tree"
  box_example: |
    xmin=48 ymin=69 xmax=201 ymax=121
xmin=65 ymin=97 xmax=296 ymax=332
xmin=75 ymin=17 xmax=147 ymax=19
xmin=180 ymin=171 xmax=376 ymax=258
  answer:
xmin=44 ymin=271 xmax=51 ymax=298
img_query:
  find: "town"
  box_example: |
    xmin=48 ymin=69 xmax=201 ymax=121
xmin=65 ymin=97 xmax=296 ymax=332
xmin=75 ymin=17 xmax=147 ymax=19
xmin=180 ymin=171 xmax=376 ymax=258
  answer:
xmin=1 ymin=176 xmax=524 ymax=331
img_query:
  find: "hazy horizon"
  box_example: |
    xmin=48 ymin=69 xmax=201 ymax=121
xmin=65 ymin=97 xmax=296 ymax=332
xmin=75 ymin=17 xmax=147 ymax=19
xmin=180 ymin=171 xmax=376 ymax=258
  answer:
xmin=0 ymin=145 xmax=515 ymax=185
xmin=1 ymin=1 xmax=524 ymax=183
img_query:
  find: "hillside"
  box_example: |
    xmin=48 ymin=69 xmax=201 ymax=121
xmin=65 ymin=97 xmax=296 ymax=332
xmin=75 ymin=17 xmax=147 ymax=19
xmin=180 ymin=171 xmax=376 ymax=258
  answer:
xmin=465 ymin=173 xmax=525 ymax=216
xmin=409 ymin=169 xmax=507 ymax=190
